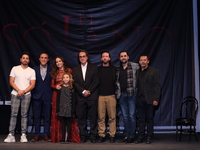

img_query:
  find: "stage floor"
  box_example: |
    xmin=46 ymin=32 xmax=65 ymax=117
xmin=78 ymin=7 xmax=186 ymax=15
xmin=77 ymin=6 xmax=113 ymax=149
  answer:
xmin=0 ymin=133 xmax=199 ymax=150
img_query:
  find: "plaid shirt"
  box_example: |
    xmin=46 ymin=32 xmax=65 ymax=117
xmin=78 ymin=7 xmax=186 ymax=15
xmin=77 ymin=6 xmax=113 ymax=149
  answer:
xmin=115 ymin=61 xmax=139 ymax=99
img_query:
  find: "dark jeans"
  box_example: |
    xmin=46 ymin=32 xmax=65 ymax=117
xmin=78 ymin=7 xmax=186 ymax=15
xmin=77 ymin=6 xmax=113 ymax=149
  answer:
xmin=119 ymin=93 xmax=136 ymax=138
xmin=136 ymin=95 xmax=155 ymax=138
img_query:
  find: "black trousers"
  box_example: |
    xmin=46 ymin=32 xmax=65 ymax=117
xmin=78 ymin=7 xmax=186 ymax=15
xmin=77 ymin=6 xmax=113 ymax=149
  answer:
xmin=60 ymin=117 xmax=71 ymax=141
xmin=33 ymin=96 xmax=51 ymax=137
xmin=136 ymin=95 xmax=155 ymax=138
xmin=77 ymin=99 xmax=98 ymax=140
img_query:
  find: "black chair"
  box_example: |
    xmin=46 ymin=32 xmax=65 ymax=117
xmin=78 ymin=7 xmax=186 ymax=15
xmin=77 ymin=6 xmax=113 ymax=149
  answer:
xmin=175 ymin=96 xmax=198 ymax=143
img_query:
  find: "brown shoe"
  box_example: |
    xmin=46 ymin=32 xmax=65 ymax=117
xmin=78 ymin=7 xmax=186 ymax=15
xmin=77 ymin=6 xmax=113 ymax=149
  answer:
xmin=32 ymin=136 xmax=40 ymax=142
xmin=43 ymin=136 xmax=51 ymax=142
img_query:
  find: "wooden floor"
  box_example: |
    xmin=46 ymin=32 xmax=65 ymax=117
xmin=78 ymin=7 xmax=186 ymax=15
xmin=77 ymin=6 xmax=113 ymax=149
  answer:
xmin=0 ymin=133 xmax=199 ymax=150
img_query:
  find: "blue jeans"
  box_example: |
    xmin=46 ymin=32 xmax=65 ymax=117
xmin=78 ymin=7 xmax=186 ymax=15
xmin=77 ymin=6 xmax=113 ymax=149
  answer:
xmin=119 ymin=93 xmax=136 ymax=138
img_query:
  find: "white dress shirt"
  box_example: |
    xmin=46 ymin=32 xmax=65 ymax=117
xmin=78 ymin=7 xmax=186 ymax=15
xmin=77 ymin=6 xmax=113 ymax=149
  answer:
xmin=81 ymin=62 xmax=87 ymax=81
xmin=81 ymin=62 xmax=88 ymax=94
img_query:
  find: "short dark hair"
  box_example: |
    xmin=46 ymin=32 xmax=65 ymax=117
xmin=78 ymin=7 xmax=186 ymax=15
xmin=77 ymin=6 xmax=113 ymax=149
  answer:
xmin=21 ymin=51 xmax=30 ymax=58
xmin=101 ymin=51 xmax=111 ymax=58
xmin=119 ymin=51 xmax=129 ymax=57
xmin=139 ymin=55 xmax=149 ymax=60
xmin=101 ymin=51 xmax=111 ymax=65
xmin=77 ymin=50 xmax=90 ymax=64
xmin=39 ymin=52 xmax=49 ymax=58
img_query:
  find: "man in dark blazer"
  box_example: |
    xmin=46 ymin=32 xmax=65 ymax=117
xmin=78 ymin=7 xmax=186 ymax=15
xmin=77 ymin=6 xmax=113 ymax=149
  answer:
xmin=72 ymin=50 xmax=99 ymax=143
xmin=31 ymin=53 xmax=52 ymax=142
xmin=135 ymin=55 xmax=161 ymax=144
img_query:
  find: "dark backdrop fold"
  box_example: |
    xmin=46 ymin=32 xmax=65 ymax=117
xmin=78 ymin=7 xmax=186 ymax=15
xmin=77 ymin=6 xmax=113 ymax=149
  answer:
xmin=0 ymin=0 xmax=194 ymax=127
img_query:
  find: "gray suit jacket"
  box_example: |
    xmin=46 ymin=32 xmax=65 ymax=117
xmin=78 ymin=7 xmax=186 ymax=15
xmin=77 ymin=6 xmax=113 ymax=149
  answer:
xmin=115 ymin=61 xmax=139 ymax=99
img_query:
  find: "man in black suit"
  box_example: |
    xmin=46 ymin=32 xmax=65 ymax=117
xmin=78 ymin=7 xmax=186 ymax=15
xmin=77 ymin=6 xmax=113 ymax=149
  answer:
xmin=72 ymin=50 xmax=99 ymax=143
xmin=135 ymin=55 xmax=161 ymax=144
xmin=31 ymin=53 xmax=52 ymax=142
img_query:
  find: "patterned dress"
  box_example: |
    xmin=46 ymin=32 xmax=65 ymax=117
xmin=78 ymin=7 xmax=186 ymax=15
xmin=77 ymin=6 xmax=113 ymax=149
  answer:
xmin=50 ymin=69 xmax=80 ymax=143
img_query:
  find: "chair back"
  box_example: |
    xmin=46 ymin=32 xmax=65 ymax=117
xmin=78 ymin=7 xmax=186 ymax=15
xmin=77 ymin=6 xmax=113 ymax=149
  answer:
xmin=179 ymin=96 xmax=198 ymax=121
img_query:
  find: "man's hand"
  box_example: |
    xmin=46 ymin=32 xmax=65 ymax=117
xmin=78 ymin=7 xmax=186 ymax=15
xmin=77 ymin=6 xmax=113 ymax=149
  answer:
xmin=83 ymin=90 xmax=91 ymax=97
xmin=153 ymin=101 xmax=158 ymax=106
xmin=17 ymin=90 xmax=25 ymax=97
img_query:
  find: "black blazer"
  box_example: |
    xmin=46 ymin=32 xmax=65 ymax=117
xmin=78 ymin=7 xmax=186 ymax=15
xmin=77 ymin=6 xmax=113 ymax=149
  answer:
xmin=72 ymin=63 xmax=99 ymax=101
xmin=31 ymin=65 xmax=52 ymax=100
xmin=136 ymin=66 xmax=161 ymax=104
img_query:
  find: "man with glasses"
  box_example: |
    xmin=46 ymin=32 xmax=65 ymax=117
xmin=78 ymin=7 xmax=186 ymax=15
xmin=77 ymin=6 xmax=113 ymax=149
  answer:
xmin=73 ymin=50 xmax=99 ymax=143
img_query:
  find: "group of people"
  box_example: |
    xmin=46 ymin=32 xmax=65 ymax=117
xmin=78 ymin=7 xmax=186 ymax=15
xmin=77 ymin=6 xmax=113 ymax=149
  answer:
xmin=4 ymin=50 xmax=161 ymax=145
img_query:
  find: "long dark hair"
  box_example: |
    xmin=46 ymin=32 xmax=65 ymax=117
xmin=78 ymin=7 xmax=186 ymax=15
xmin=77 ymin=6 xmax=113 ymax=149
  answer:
xmin=77 ymin=50 xmax=90 ymax=64
xmin=51 ymin=56 xmax=70 ymax=79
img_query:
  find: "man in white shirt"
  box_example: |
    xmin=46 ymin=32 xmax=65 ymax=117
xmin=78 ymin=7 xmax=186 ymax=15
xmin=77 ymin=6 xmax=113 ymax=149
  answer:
xmin=4 ymin=52 xmax=36 ymax=143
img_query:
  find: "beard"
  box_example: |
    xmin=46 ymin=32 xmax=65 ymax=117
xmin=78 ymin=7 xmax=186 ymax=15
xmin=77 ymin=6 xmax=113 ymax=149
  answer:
xmin=121 ymin=59 xmax=128 ymax=64
xmin=102 ymin=60 xmax=110 ymax=64
xmin=21 ymin=62 xmax=28 ymax=66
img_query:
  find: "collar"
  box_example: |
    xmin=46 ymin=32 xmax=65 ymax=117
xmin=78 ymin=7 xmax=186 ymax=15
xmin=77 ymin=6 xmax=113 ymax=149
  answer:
xmin=81 ymin=62 xmax=88 ymax=68
xmin=40 ymin=64 xmax=47 ymax=70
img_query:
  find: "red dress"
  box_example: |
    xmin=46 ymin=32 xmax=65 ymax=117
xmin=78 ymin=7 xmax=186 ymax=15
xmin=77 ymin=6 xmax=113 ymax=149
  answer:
xmin=50 ymin=69 xmax=80 ymax=143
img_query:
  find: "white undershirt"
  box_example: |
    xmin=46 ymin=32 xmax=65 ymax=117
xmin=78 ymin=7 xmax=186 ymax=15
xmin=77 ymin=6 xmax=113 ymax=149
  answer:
xmin=81 ymin=62 xmax=87 ymax=81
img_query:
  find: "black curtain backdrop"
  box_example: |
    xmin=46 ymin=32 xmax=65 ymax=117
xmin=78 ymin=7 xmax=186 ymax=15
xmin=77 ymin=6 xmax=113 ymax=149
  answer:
xmin=0 ymin=0 xmax=195 ymax=127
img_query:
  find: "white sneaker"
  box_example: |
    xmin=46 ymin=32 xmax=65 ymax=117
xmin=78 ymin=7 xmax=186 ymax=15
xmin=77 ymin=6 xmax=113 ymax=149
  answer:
xmin=4 ymin=133 xmax=16 ymax=143
xmin=20 ymin=134 xmax=28 ymax=143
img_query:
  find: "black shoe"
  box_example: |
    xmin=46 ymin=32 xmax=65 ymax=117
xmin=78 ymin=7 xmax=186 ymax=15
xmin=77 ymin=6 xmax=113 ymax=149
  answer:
xmin=110 ymin=137 xmax=115 ymax=143
xmin=146 ymin=137 xmax=152 ymax=144
xmin=65 ymin=141 xmax=71 ymax=144
xmin=118 ymin=137 xmax=128 ymax=143
xmin=81 ymin=136 xmax=86 ymax=143
xmin=98 ymin=136 xmax=105 ymax=143
xmin=60 ymin=139 xmax=65 ymax=144
xmin=127 ymin=137 xmax=134 ymax=143
xmin=135 ymin=138 xmax=143 ymax=144
xmin=90 ymin=139 xmax=96 ymax=143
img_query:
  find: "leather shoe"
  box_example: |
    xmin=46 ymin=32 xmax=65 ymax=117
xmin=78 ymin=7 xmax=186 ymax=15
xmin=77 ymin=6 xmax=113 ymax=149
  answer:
xmin=110 ymin=137 xmax=115 ymax=143
xmin=146 ymin=137 xmax=152 ymax=144
xmin=60 ymin=139 xmax=65 ymax=143
xmin=81 ymin=136 xmax=86 ymax=143
xmin=98 ymin=136 xmax=105 ymax=143
xmin=127 ymin=137 xmax=134 ymax=143
xmin=118 ymin=137 xmax=128 ymax=143
xmin=32 ymin=136 xmax=40 ymax=142
xmin=60 ymin=139 xmax=70 ymax=144
xmin=90 ymin=139 xmax=96 ymax=143
xmin=135 ymin=138 xmax=143 ymax=144
xmin=43 ymin=136 xmax=51 ymax=142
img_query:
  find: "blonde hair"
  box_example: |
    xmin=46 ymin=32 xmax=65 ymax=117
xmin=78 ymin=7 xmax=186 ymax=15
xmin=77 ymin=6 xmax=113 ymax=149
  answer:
xmin=62 ymin=73 xmax=74 ymax=89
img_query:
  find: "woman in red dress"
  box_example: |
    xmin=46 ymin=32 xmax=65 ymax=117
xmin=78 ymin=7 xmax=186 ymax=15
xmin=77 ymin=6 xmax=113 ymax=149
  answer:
xmin=50 ymin=56 xmax=80 ymax=143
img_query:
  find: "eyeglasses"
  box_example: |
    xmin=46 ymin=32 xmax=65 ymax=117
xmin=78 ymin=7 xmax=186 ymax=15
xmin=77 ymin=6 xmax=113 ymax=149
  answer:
xmin=79 ymin=55 xmax=87 ymax=58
